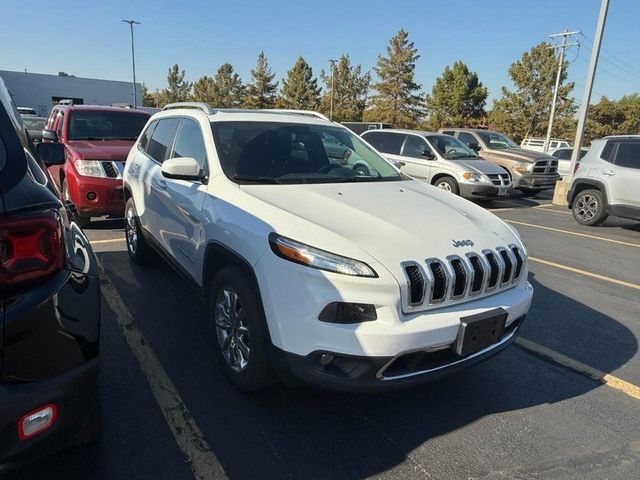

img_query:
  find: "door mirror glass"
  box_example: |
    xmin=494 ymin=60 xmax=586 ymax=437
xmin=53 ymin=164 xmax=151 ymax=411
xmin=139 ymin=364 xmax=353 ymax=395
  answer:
xmin=36 ymin=142 xmax=66 ymax=166
xmin=161 ymin=157 xmax=204 ymax=181
xmin=42 ymin=129 xmax=58 ymax=142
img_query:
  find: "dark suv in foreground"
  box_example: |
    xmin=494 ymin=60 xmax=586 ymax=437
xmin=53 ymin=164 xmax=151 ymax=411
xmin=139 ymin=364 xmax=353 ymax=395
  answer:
xmin=0 ymin=78 xmax=100 ymax=469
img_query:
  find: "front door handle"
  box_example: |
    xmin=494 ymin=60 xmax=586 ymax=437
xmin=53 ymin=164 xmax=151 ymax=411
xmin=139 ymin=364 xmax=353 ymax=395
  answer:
xmin=155 ymin=178 xmax=167 ymax=189
xmin=601 ymin=170 xmax=615 ymax=176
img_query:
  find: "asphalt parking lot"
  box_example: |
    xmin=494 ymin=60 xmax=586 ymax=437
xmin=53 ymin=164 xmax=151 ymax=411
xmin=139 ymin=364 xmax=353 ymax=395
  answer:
xmin=7 ymin=192 xmax=640 ymax=480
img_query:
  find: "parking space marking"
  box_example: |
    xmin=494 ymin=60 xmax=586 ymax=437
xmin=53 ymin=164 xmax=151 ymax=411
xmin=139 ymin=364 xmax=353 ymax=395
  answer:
xmin=91 ymin=237 xmax=125 ymax=245
xmin=528 ymin=256 xmax=640 ymax=291
xmin=506 ymin=220 xmax=640 ymax=248
xmin=517 ymin=338 xmax=640 ymax=400
xmin=99 ymin=264 xmax=228 ymax=480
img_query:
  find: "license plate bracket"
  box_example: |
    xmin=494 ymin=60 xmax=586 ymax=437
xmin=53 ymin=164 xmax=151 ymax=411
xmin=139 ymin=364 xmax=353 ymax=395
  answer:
xmin=455 ymin=308 xmax=507 ymax=356
xmin=498 ymin=187 xmax=509 ymax=196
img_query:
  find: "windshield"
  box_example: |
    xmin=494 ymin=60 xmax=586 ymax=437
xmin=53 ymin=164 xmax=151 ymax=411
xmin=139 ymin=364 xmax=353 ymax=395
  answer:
xmin=425 ymin=134 xmax=478 ymax=159
xmin=478 ymin=131 xmax=518 ymax=149
xmin=211 ymin=121 xmax=404 ymax=184
xmin=22 ymin=117 xmax=46 ymax=130
xmin=68 ymin=110 xmax=149 ymax=141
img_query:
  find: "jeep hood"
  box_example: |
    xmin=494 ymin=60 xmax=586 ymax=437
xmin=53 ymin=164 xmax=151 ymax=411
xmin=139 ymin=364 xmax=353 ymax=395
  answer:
xmin=67 ymin=140 xmax=135 ymax=161
xmin=240 ymin=180 xmax=520 ymax=270
xmin=487 ymin=148 xmax=555 ymax=163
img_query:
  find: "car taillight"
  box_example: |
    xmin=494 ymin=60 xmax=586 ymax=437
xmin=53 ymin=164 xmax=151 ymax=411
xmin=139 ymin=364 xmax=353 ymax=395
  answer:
xmin=574 ymin=162 xmax=581 ymax=174
xmin=0 ymin=211 xmax=64 ymax=289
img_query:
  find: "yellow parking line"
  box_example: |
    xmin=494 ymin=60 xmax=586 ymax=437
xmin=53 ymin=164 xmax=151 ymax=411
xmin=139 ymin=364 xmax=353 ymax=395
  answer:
xmin=528 ymin=256 xmax=640 ymax=291
xmin=91 ymin=237 xmax=126 ymax=245
xmin=517 ymin=338 xmax=640 ymax=400
xmin=506 ymin=220 xmax=640 ymax=248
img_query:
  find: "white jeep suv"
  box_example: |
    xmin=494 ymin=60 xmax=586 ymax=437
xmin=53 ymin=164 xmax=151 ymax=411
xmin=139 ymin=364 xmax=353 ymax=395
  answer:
xmin=123 ymin=103 xmax=533 ymax=392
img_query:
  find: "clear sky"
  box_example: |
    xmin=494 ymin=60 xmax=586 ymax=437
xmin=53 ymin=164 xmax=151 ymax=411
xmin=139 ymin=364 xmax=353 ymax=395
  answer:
xmin=3 ymin=0 xmax=639 ymax=106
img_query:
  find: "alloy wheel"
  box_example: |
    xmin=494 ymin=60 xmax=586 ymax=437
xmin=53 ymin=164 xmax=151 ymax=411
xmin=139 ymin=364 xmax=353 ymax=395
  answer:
xmin=575 ymin=194 xmax=598 ymax=222
xmin=126 ymin=207 xmax=138 ymax=254
xmin=437 ymin=181 xmax=452 ymax=192
xmin=215 ymin=287 xmax=250 ymax=372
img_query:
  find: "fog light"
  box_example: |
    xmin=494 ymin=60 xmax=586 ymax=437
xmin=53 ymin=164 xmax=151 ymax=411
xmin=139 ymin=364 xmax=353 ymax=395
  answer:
xmin=86 ymin=192 xmax=97 ymax=200
xmin=18 ymin=404 xmax=57 ymax=440
xmin=318 ymin=302 xmax=377 ymax=324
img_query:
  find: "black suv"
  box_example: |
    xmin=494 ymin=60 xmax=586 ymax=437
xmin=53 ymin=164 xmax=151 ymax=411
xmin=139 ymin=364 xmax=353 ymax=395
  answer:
xmin=0 ymin=77 xmax=101 ymax=468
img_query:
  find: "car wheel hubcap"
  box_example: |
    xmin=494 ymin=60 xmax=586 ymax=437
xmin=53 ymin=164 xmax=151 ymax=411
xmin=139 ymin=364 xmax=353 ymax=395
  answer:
xmin=437 ymin=182 xmax=452 ymax=192
xmin=575 ymin=194 xmax=598 ymax=221
xmin=215 ymin=287 xmax=250 ymax=372
xmin=126 ymin=207 xmax=137 ymax=254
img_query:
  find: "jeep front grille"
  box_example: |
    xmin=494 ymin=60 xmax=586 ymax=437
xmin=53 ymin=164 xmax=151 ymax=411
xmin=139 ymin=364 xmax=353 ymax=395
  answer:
xmin=402 ymin=245 xmax=526 ymax=312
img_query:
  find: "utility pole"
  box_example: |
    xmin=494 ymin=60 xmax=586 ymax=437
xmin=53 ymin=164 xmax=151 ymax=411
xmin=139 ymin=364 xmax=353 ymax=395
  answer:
xmin=122 ymin=19 xmax=141 ymax=108
xmin=329 ymin=59 xmax=337 ymax=120
xmin=569 ymin=0 xmax=609 ymax=179
xmin=544 ymin=30 xmax=580 ymax=153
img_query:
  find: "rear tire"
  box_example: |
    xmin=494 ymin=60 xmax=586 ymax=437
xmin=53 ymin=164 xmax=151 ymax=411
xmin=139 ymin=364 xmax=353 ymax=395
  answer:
xmin=434 ymin=176 xmax=460 ymax=195
xmin=125 ymin=198 xmax=153 ymax=264
xmin=209 ymin=266 xmax=273 ymax=392
xmin=572 ymin=189 xmax=608 ymax=226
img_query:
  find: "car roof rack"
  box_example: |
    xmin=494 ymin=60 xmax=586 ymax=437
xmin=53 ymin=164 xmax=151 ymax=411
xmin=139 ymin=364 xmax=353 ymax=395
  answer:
xmin=162 ymin=102 xmax=217 ymax=115
xmin=257 ymin=109 xmax=330 ymax=121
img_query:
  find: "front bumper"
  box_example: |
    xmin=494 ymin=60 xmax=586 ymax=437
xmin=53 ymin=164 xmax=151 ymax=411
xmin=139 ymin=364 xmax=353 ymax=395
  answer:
xmin=459 ymin=183 xmax=511 ymax=199
xmin=274 ymin=315 xmax=525 ymax=392
xmin=66 ymin=171 xmax=125 ymax=217
xmin=512 ymin=173 xmax=560 ymax=190
xmin=0 ymin=359 xmax=100 ymax=469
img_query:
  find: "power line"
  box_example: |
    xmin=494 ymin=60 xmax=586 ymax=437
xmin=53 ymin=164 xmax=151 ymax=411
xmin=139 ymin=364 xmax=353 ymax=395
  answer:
xmin=576 ymin=54 xmax=640 ymax=87
xmin=580 ymin=32 xmax=640 ymax=77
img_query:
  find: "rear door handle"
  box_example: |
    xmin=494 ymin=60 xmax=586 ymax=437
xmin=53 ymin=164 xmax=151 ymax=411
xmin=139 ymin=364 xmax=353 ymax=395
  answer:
xmin=601 ymin=170 xmax=615 ymax=176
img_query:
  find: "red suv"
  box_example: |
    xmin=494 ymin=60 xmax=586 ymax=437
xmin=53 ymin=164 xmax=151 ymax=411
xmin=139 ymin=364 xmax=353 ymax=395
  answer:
xmin=43 ymin=104 xmax=150 ymax=226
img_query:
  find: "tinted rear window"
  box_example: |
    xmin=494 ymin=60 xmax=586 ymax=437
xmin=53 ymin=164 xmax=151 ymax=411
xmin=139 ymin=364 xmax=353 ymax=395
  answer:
xmin=363 ymin=131 xmax=405 ymax=154
xmin=613 ymin=142 xmax=640 ymax=169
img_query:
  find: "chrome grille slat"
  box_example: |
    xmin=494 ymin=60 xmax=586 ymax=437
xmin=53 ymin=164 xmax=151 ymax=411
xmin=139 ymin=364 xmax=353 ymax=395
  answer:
xmin=400 ymin=246 xmax=526 ymax=312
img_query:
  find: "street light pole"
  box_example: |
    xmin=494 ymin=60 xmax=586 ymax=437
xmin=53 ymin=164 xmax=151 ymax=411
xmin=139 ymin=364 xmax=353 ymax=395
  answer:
xmin=329 ymin=59 xmax=337 ymax=120
xmin=122 ymin=19 xmax=141 ymax=108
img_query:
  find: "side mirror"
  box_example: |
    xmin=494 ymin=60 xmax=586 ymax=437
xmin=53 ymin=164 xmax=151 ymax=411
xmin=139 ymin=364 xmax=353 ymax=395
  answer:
xmin=42 ymin=129 xmax=58 ymax=142
xmin=36 ymin=142 xmax=66 ymax=166
xmin=422 ymin=149 xmax=436 ymax=160
xmin=161 ymin=157 xmax=204 ymax=181
xmin=468 ymin=142 xmax=481 ymax=152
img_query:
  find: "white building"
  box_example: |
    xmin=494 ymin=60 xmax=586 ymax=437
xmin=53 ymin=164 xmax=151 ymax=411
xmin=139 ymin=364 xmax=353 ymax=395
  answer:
xmin=0 ymin=70 xmax=142 ymax=117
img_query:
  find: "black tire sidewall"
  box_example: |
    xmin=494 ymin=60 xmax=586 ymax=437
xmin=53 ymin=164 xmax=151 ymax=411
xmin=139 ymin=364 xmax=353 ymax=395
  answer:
xmin=125 ymin=198 xmax=151 ymax=264
xmin=208 ymin=266 xmax=272 ymax=392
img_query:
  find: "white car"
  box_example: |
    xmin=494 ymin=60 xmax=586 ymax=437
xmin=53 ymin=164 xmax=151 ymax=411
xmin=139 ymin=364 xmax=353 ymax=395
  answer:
xmin=521 ymin=137 xmax=571 ymax=152
xmin=549 ymin=146 xmax=588 ymax=178
xmin=123 ymin=103 xmax=533 ymax=392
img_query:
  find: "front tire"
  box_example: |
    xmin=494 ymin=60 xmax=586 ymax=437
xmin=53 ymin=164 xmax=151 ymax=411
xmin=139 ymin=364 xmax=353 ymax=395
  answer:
xmin=63 ymin=178 xmax=91 ymax=228
xmin=572 ymin=189 xmax=608 ymax=226
xmin=209 ymin=266 xmax=273 ymax=392
xmin=125 ymin=198 xmax=153 ymax=264
xmin=434 ymin=176 xmax=459 ymax=195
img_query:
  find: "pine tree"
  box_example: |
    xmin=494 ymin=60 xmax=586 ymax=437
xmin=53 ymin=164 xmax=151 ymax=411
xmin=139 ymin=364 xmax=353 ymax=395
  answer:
xmin=191 ymin=76 xmax=216 ymax=104
xmin=425 ymin=61 xmax=488 ymax=130
xmin=209 ymin=63 xmax=245 ymax=108
xmin=364 ymin=29 xmax=423 ymax=128
xmin=243 ymin=51 xmax=278 ymax=109
xmin=140 ymin=83 xmax=156 ymax=107
xmin=318 ymin=55 xmax=370 ymax=122
xmin=488 ymin=42 xmax=576 ymax=143
xmin=276 ymin=57 xmax=321 ymax=110
xmin=163 ymin=64 xmax=191 ymax=103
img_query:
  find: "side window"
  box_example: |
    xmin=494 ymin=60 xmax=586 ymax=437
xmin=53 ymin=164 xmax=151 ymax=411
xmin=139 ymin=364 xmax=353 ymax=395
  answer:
xmin=364 ymin=132 xmax=405 ymax=154
xmin=612 ymin=142 xmax=640 ymax=169
xmin=146 ymin=118 xmax=179 ymax=163
xmin=457 ymin=132 xmax=478 ymax=148
xmin=139 ymin=120 xmax=157 ymax=152
xmin=401 ymin=135 xmax=430 ymax=158
xmin=441 ymin=130 xmax=455 ymax=136
xmin=170 ymin=118 xmax=207 ymax=171
xmin=557 ymin=149 xmax=572 ymax=160
xmin=600 ymin=141 xmax=614 ymax=161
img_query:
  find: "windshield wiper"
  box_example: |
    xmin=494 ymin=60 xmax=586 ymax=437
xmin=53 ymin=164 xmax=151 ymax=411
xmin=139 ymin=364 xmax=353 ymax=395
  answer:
xmin=233 ymin=175 xmax=283 ymax=184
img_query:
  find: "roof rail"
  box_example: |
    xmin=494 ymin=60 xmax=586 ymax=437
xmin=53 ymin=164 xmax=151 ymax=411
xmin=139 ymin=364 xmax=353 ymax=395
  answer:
xmin=162 ymin=102 xmax=216 ymax=115
xmin=258 ymin=109 xmax=330 ymax=121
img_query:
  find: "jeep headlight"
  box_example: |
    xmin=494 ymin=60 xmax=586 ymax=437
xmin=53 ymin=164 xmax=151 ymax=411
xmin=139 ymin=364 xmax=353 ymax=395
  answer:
xmin=269 ymin=234 xmax=377 ymax=277
xmin=462 ymin=172 xmax=485 ymax=182
xmin=512 ymin=162 xmax=533 ymax=174
xmin=75 ymin=160 xmax=106 ymax=178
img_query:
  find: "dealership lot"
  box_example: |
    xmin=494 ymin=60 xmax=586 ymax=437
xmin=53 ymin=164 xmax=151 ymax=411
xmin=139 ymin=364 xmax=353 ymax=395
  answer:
xmin=7 ymin=192 xmax=640 ymax=480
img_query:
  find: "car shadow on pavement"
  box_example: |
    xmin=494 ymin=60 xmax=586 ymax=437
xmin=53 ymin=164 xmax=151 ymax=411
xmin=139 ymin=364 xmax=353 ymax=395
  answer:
xmin=9 ymin=253 xmax=637 ymax=480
